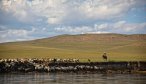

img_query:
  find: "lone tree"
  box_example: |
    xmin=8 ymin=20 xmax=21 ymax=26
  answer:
xmin=102 ymin=52 xmax=108 ymax=62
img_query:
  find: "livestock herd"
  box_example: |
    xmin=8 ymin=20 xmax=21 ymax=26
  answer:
xmin=0 ymin=58 xmax=146 ymax=73
xmin=0 ymin=58 xmax=82 ymax=73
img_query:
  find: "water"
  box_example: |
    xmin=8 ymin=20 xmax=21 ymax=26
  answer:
xmin=0 ymin=73 xmax=146 ymax=84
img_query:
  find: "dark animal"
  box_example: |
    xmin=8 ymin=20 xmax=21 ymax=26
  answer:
xmin=53 ymin=58 xmax=57 ymax=63
xmin=102 ymin=53 xmax=107 ymax=61
xmin=88 ymin=59 xmax=91 ymax=63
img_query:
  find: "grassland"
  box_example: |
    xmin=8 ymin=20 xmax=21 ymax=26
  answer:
xmin=0 ymin=34 xmax=146 ymax=62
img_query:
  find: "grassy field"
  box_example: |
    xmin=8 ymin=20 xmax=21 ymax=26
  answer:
xmin=0 ymin=34 xmax=146 ymax=62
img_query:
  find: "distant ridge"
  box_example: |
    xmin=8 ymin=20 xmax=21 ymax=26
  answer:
xmin=34 ymin=33 xmax=146 ymax=43
xmin=1 ymin=33 xmax=146 ymax=44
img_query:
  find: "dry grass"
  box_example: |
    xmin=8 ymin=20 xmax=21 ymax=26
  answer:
xmin=0 ymin=34 xmax=146 ymax=62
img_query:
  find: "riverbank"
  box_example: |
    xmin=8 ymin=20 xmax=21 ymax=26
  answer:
xmin=0 ymin=58 xmax=146 ymax=74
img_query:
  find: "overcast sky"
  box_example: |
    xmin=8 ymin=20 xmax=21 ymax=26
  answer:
xmin=0 ymin=0 xmax=146 ymax=43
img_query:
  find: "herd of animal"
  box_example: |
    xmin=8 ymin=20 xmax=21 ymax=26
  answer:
xmin=0 ymin=58 xmax=146 ymax=73
xmin=0 ymin=58 xmax=80 ymax=72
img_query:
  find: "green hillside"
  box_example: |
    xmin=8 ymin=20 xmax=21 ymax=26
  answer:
xmin=0 ymin=34 xmax=146 ymax=62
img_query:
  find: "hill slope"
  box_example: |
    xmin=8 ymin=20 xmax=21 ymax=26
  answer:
xmin=0 ymin=34 xmax=146 ymax=62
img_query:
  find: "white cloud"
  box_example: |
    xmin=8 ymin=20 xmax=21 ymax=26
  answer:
xmin=0 ymin=21 xmax=145 ymax=43
xmin=94 ymin=23 xmax=108 ymax=30
xmin=0 ymin=29 xmax=27 ymax=38
xmin=0 ymin=28 xmax=35 ymax=43
xmin=0 ymin=0 xmax=145 ymax=24
xmin=113 ymin=21 xmax=126 ymax=28
xmin=55 ymin=26 xmax=93 ymax=33
xmin=1 ymin=0 xmax=30 ymax=22
xmin=0 ymin=25 xmax=58 ymax=43
xmin=0 ymin=0 xmax=146 ymax=43
xmin=114 ymin=22 xmax=146 ymax=32
xmin=55 ymin=21 xmax=146 ymax=34
xmin=85 ymin=31 xmax=110 ymax=34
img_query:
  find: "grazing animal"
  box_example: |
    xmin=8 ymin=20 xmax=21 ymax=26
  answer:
xmin=102 ymin=53 xmax=108 ymax=61
xmin=88 ymin=59 xmax=91 ymax=63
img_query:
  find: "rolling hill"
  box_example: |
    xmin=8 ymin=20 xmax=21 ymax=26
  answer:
xmin=0 ymin=33 xmax=146 ymax=62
